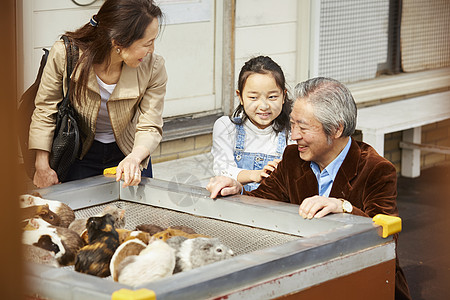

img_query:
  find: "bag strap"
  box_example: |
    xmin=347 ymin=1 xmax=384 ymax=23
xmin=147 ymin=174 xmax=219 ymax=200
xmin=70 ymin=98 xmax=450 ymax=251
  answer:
xmin=61 ymin=35 xmax=79 ymax=100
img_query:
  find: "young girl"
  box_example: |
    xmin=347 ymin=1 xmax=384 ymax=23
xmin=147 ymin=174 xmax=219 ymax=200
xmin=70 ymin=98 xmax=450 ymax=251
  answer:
xmin=211 ymin=56 xmax=292 ymax=191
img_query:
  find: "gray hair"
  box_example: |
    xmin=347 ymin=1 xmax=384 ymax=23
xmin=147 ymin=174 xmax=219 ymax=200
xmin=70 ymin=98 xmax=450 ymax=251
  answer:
xmin=294 ymin=77 xmax=357 ymax=138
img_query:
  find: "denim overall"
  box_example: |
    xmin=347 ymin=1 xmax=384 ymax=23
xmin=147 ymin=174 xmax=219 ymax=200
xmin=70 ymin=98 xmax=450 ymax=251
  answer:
xmin=233 ymin=120 xmax=286 ymax=191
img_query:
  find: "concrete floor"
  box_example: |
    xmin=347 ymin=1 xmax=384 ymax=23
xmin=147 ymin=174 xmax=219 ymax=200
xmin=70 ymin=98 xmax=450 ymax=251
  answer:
xmin=395 ymin=164 xmax=450 ymax=300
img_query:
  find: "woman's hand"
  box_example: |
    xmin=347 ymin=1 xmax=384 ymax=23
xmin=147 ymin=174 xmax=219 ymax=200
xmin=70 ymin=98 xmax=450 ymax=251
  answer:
xmin=115 ymin=146 xmax=149 ymax=187
xmin=33 ymin=150 xmax=59 ymax=188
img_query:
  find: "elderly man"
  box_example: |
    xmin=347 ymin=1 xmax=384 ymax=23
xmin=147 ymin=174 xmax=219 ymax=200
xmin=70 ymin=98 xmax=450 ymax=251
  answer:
xmin=207 ymin=77 xmax=411 ymax=300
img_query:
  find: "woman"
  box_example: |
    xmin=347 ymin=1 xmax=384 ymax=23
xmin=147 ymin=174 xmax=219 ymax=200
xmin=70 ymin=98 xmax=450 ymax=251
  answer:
xmin=29 ymin=0 xmax=167 ymax=188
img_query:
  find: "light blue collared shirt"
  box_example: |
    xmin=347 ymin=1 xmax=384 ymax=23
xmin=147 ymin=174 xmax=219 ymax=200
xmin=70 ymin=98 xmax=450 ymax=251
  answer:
xmin=310 ymin=137 xmax=352 ymax=197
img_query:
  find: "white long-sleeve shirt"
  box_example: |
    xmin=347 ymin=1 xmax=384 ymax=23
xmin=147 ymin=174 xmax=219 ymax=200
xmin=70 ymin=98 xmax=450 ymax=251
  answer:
xmin=211 ymin=116 xmax=293 ymax=180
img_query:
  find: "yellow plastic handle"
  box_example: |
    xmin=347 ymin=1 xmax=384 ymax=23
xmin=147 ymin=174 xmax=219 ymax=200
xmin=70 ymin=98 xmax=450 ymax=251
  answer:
xmin=103 ymin=166 xmax=118 ymax=177
xmin=372 ymin=214 xmax=402 ymax=238
xmin=112 ymin=288 xmax=156 ymax=300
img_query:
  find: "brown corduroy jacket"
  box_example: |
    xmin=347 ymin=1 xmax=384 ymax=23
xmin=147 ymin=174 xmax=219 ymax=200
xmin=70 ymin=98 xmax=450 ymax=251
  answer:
xmin=245 ymin=139 xmax=412 ymax=299
xmin=29 ymin=40 xmax=167 ymax=169
xmin=246 ymin=139 xmax=399 ymax=218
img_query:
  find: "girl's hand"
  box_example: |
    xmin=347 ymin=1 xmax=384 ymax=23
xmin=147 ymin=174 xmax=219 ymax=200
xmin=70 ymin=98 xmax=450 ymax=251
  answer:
xmin=237 ymin=159 xmax=282 ymax=184
xmin=260 ymin=158 xmax=281 ymax=179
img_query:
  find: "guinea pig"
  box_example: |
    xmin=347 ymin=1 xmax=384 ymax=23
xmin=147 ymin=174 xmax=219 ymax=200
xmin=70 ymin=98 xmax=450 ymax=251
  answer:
xmin=169 ymin=225 xmax=197 ymax=234
xmin=110 ymin=239 xmax=147 ymax=282
xmin=24 ymin=218 xmax=85 ymax=266
xmin=151 ymin=228 xmax=209 ymax=242
xmin=81 ymin=228 xmax=138 ymax=244
xmin=102 ymin=205 xmax=126 ymax=228
xmin=22 ymin=226 xmax=65 ymax=260
xmin=22 ymin=244 xmax=59 ymax=267
xmin=74 ymin=214 xmax=120 ymax=277
xmin=19 ymin=194 xmax=75 ymax=227
xmin=21 ymin=204 xmax=61 ymax=226
xmin=123 ymin=230 xmax=151 ymax=245
xmin=166 ymin=236 xmax=188 ymax=274
xmin=135 ymin=224 xmax=164 ymax=236
xmin=54 ymin=226 xmax=85 ymax=266
xmin=117 ymin=240 xmax=176 ymax=286
xmin=69 ymin=205 xmax=126 ymax=235
xmin=177 ymin=237 xmax=234 ymax=272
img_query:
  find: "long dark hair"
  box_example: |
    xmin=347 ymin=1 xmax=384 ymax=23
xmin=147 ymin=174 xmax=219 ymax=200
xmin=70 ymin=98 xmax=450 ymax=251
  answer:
xmin=231 ymin=56 xmax=292 ymax=134
xmin=65 ymin=0 xmax=163 ymax=105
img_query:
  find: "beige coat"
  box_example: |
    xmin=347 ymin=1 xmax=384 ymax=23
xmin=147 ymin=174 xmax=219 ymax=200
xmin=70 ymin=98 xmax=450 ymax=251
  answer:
xmin=29 ymin=40 xmax=167 ymax=168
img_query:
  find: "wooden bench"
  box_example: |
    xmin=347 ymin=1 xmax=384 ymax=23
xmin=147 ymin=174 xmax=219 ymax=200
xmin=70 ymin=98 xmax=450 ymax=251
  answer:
xmin=356 ymin=91 xmax=450 ymax=178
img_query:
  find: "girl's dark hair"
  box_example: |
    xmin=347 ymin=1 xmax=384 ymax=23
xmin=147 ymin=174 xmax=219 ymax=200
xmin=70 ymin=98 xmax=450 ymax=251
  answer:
xmin=231 ymin=56 xmax=292 ymax=134
xmin=65 ymin=0 xmax=163 ymax=105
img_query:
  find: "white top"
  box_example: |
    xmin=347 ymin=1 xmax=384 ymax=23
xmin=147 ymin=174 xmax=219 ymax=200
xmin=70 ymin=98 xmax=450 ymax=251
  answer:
xmin=94 ymin=75 xmax=116 ymax=143
xmin=211 ymin=116 xmax=293 ymax=180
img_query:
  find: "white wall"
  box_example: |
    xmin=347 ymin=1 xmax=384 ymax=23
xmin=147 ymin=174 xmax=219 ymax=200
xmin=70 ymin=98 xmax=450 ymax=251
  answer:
xmin=235 ymin=0 xmax=299 ymax=101
xmin=19 ymin=0 xmax=221 ymax=118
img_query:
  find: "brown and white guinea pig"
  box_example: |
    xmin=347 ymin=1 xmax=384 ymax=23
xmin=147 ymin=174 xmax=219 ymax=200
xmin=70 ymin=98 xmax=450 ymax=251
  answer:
xmin=151 ymin=228 xmax=209 ymax=242
xmin=69 ymin=205 xmax=126 ymax=236
xmin=110 ymin=239 xmax=147 ymax=282
xmin=74 ymin=214 xmax=120 ymax=278
xmin=117 ymin=240 xmax=176 ymax=286
xmin=22 ymin=244 xmax=59 ymax=267
xmin=21 ymin=204 xmax=61 ymax=226
xmin=114 ymin=229 xmax=151 ymax=245
xmin=24 ymin=218 xmax=85 ymax=266
xmin=177 ymin=237 xmax=234 ymax=272
xmin=124 ymin=230 xmax=151 ymax=245
xmin=19 ymin=193 xmax=75 ymax=227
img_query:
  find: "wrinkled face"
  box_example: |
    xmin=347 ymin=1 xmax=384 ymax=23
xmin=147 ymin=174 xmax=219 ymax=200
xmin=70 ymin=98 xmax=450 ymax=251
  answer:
xmin=238 ymin=73 xmax=284 ymax=129
xmin=120 ymin=18 xmax=159 ymax=68
xmin=290 ymin=98 xmax=336 ymax=169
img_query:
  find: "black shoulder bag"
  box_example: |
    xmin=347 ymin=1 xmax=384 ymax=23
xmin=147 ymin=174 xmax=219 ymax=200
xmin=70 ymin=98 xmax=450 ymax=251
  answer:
xmin=49 ymin=35 xmax=81 ymax=182
xmin=18 ymin=48 xmax=49 ymax=179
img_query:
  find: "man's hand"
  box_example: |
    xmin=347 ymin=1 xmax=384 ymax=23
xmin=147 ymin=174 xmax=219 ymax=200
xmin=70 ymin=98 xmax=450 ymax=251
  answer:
xmin=206 ymin=176 xmax=243 ymax=198
xmin=298 ymin=195 xmax=343 ymax=219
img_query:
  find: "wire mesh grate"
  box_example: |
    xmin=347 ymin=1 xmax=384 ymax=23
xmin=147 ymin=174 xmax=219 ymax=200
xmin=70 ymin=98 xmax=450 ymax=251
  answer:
xmin=75 ymin=200 xmax=300 ymax=256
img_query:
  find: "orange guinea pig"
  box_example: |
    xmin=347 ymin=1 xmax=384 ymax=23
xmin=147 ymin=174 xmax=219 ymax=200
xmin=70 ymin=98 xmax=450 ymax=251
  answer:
xmin=151 ymin=228 xmax=209 ymax=241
